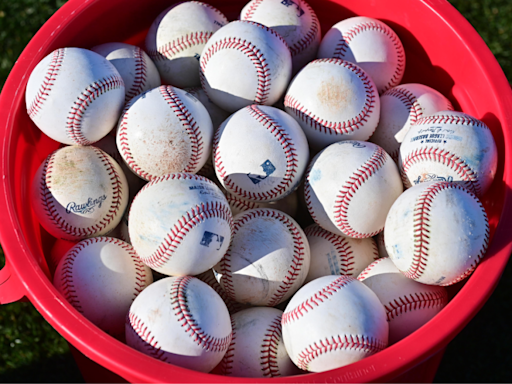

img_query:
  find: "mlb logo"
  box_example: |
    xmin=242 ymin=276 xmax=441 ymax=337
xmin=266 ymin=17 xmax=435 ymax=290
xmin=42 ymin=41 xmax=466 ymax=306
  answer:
xmin=200 ymin=231 xmax=225 ymax=251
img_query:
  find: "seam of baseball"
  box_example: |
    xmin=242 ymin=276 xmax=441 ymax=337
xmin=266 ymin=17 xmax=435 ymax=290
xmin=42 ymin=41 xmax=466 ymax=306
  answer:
xmin=171 ymin=276 xmax=232 ymax=352
xmin=40 ymin=148 xmax=124 ymax=238
xmin=27 ymin=48 xmax=66 ymax=118
xmin=214 ymin=105 xmax=299 ymax=202
xmin=303 ymin=159 xmax=319 ymax=225
xmin=58 ymin=244 xmax=83 ymax=313
xmin=385 ymin=289 xmax=448 ymax=321
xmin=216 ymin=317 xmax=237 ymax=375
xmin=261 ymin=315 xmax=283 ymax=377
xmin=66 ymin=74 xmax=124 ymax=145
xmin=284 ymin=58 xmax=377 ymax=135
xmin=282 ymin=276 xmax=354 ymax=325
xmin=333 ymin=21 xmax=405 ymax=93
xmin=148 ymin=31 xmax=214 ymax=62
xmin=400 ymin=147 xmax=481 ymax=196
xmin=127 ymin=311 xmax=168 ymax=361
xmin=414 ymin=114 xmax=488 ymax=130
xmin=219 ymin=209 xmax=306 ymax=306
xmin=195 ymin=271 xmax=244 ymax=314
xmin=296 ymin=334 xmax=386 ymax=371
xmin=241 ymin=0 xmax=264 ymax=20
xmin=226 ymin=193 xmax=259 ymax=213
xmin=356 ymin=257 xmax=388 ymax=281
xmin=125 ymin=46 xmax=148 ymax=102
xmin=304 ymin=225 xmax=355 ymax=275
xmin=333 ymin=146 xmax=388 ymax=238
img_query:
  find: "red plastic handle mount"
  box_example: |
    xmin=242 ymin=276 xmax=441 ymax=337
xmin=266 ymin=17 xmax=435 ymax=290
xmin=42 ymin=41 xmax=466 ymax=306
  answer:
xmin=0 ymin=263 xmax=26 ymax=304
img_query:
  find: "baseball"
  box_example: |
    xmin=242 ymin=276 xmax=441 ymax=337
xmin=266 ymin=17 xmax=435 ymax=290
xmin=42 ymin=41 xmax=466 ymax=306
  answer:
xmin=53 ymin=237 xmax=153 ymax=336
xmin=214 ymin=307 xmax=302 ymax=377
xmin=384 ymin=181 xmax=490 ymax=286
xmin=126 ymin=276 xmax=232 ymax=372
xmin=370 ymin=83 xmax=454 ymax=162
xmin=281 ymin=275 xmax=388 ymax=372
xmin=240 ymin=0 xmax=321 ymax=74
xmin=304 ymin=223 xmax=380 ymax=284
xmin=304 ymin=140 xmax=403 ymax=238
xmin=317 ymin=16 xmax=405 ymax=94
xmin=31 ymin=146 xmax=129 ymax=241
xmin=213 ymin=105 xmax=309 ymax=202
xmin=145 ymin=1 xmax=228 ymax=88
xmin=214 ymin=208 xmax=310 ymax=306
xmin=128 ymin=173 xmax=233 ymax=276
xmin=357 ymin=257 xmax=448 ymax=344
xmin=116 ymin=85 xmax=214 ymax=181
xmin=25 ymin=47 xmax=125 ymax=145
xmin=200 ymin=20 xmax=292 ymax=113
xmin=284 ymin=58 xmax=380 ymax=150
xmin=91 ymin=42 xmax=161 ymax=103
xmin=399 ymin=110 xmax=498 ymax=197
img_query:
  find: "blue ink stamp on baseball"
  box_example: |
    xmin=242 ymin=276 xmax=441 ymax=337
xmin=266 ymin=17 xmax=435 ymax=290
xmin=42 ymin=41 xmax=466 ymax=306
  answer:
xmin=247 ymin=159 xmax=276 ymax=184
xmin=66 ymin=194 xmax=107 ymax=214
xmin=200 ymin=231 xmax=225 ymax=250
xmin=281 ymin=0 xmax=305 ymax=16
xmin=413 ymin=174 xmax=454 ymax=185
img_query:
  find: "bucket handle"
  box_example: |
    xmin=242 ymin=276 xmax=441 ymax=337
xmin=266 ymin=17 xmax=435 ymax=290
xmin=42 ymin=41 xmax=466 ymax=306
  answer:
xmin=0 ymin=262 xmax=26 ymax=304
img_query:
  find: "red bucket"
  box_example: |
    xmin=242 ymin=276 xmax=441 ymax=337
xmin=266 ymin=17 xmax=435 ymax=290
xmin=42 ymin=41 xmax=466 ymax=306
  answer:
xmin=1 ymin=0 xmax=511 ymax=382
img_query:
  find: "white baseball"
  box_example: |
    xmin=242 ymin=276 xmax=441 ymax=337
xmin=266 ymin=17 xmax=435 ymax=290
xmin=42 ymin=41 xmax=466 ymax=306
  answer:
xmin=200 ymin=20 xmax=292 ymax=113
xmin=384 ymin=181 xmax=490 ymax=286
xmin=31 ymin=146 xmax=129 ymax=241
xmin=214 ymin=307 xmax=301 ymax=377
xmin=284 ymin=58 xmax=380 ymax=150
xmin=53 ymin=237 xmax=153 ymax=336
xmin=214 ymin=208 xmax=310 ymax=306
xmin=370 ymin=83 xmax=454 ymax=162
xmin=357 ymin=257 xmax=448 ymax=345
xmin=281 ymin=275 xmax=388 ymax=372
xmin=25 ymin=47 xmax=125 ymax=145
xmin=145 ymin=1 xmax=228 ymax=88
xmin=129 ymin=173 xmax=233 ymax=276
xmin=240 ymin=0 xmax=321 ymax=74
xmin=213 ymin=105 xmax=309 ymax=202
xmin=126 ymin=276 xmax=232 ymax=372
xmin=116 ymin=85 xmax=213 ymax=181
xmin=91 ymin=42 xmax=161 ymax=103
xmin=399 ymin=110 xmax=498 ymax=197
xmin=317 ymin=16 xmax=405 ymax=94
xmin=225 ymin=189 xmax=299 ymax=218
xmin=303 ymin=224 xmax=380 ymax=284
xmin=304 ymin=140 xmax=403 ymax=238
xmin=185 ymin=86 xmax=230 ymax=130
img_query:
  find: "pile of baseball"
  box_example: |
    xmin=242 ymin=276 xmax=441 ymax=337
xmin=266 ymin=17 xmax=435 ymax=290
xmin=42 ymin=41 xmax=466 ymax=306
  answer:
xmin=26 ymin=0 xmax=497 ymax=378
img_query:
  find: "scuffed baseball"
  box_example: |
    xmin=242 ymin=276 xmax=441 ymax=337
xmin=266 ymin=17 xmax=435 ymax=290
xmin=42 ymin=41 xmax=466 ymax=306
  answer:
xmin=284 ymin=58 xmax=380 ymax=150
xmin=357 ymin=257 xmax=448 ymax=344
xmin=53 ymin=237 xmax=153 ymax=336
xmin=370 ymin=83 xmax=454 ymax=162
xmin=214 ymin=208 xmax=310 ymax=306
xmin=25 ymin=47 xmax=125 ymax=145
xmin=317 ymin=16 xmax=405 ymax=94
xmin=304 ymin=140 xmax=403 ymax=238
xmin=200 ymin=20 xmax=292 ymax=113
xmin=399 ymin=110 xmax=498 ymax=197
xmin=91 ymin=42 xmax=161 ymax=103
xmin=304 ymin=224 xmax=380 ymax=284
xmin=281 ymin=275 xmax=388 ymax=372
xmin=31 ymin=146 xmax=129 ymax=242
xmin=126 ymin=276 xmax=232 ymax=373
xmin=145 ymin=1 xmax=228 ymax=88
xmin=384 ymin=181 xmax=490 ymax=286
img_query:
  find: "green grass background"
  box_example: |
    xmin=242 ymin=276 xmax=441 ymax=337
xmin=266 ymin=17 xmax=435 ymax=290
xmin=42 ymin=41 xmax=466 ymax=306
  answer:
xmin=0 ymin=0 xmax=511 ymax=382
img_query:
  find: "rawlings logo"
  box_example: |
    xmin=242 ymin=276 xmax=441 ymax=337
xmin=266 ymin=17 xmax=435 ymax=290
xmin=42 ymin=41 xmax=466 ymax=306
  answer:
xmin=66 ymin=195 xmax=107 ymax=214
xmin=281 ymin=0 xmax=305 ymax=16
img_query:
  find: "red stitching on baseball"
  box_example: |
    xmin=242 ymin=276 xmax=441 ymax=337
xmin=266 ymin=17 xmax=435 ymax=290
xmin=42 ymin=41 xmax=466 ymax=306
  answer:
xmin=241 ymin=0 xmax=264 ymax=20
xmin=195 ymin=270 xmax=246 ymax=314
xmin=282 ymin=276 xmax=354 ymax=324
xmin=214 ymin=105 xmax=299 ymax=201
xmin=40 ymin=148 xmax=125 ymax=238
xmin=226 ymin=192 xmax=259 ymax=213
xmin=414 ymin=114 xmax=488 ymax=129
xmin=127 ymin=311 xmax=168 ymax=361
xmin=218 ymin=208 xmax=306 ymax=306
xmin=27 ymin=48 xmax=65 ymax=118
xmin=296 ymin=334 xmax=386 ymax=371
xmin=400 ymin=147 xmax=481 ymax=196
xmin=171 ymin=276 xmax=232 ymax=352
xmin=332 ymin=146 xmax=388 ymax=238
xmin=385 ymin=289 xmax=448 ymax=321
xmin=357 ymin=257 xmax=388 ymax=281
xmin=333 ymin=21 xmax=405 ymax=93
xmin=261 ymin=314 xmax=283 ymax=377
xmin=216 ymin=317 xmax=237 ymax=375
xmin=284 ymin=58 xmax=377 ymax=135
xmin=125 ymin=46 xmax=148 ymax=102
xmin=148 ymin=31 xmax=214 ymax=62
xmin=405 ymin=182 xmax=489 ymax=281
xmin=66 ymin=74 xmax=124 ymax=145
